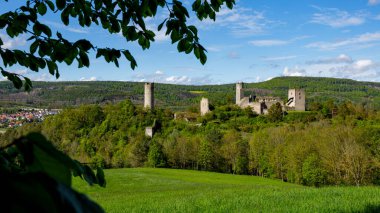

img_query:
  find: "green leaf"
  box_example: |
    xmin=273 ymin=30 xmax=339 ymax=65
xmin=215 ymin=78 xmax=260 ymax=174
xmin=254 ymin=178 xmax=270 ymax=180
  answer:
xmin=194 ymin=46 xmax=200 ymax=59
xmin=188 ymin=25 xmax=198 ymax=36
xmin=96 ymin=167 xmax=106 ymax=187
xmin=21 ymin=133 xmax=88 ymax=185
xmin=199 ymin=48 xmax=207 ymax=65
xmin=56 ymin=0 xmax=66 ymax=10
xmin=192 ymin=0 xmax=201 ymax=10
xmin=30 ymin=40 xmax=39 ymax=54
xmin=38 ymin=3 xmax=47 ymax=15
xmin=226 ymin=0 xmax=234 ymax=9
xmin=94 ymin=0 xmax=102 ymax=10
xmin=177 ymin=39 xmax=186 ymax=52
xmin=209 ymin=11 xmax=216 ymax=21
xmin=83 ymin=165 xmax=97 ymax=186
xmin=47 ymin=60 xmax=57 ymax=75
xmin=122 ymin=50 xmax=137 ymax=69
xmin=46 ymin=0 xmax=55 ymax=11
xmin=157 ymin=19 xmax=167 ymax=31
xmin=33 ymin=22 xmax=52 ymax=37
xmin=2 ymin=71 xmax=23 ymax=89
xmin=61 ymin=7 xmax=70 ymax=25
xmin=74 ymin=39 xmax=93 ymax=51
xmin=27 ymin=144 xmax=72 ymax=186
xmin=170 ymin=30 xmax=181 ymax=44
xmin=79 ymin=51 xmax=89 ymax=67
xmin=24 ymin=77 xmax=33 ymax=91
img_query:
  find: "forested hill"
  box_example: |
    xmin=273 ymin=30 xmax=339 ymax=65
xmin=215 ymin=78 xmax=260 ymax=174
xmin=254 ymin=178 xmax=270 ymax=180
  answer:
xmin=0 ymin=76 xmax=379 ymax=110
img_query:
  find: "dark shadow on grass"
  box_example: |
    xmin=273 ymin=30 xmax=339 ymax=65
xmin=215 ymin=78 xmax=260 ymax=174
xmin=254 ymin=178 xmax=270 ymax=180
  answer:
xmin=359 ymin=204 xmax=380 ymax=213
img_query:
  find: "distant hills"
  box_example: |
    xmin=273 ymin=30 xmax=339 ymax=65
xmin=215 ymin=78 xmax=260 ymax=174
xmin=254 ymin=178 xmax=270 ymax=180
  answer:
xmin=0 ymin=76 xmax=379 ymax=110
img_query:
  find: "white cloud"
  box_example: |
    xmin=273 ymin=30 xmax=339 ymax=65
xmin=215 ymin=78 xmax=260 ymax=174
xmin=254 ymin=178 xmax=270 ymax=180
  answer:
xmin=249 ymin=36 xmax=309 ymax=47
xmin=306 ymin=32 xmax=380 ymax=50
xmin=42 ymin=20 xmax=89 ymax=34
xmin=311 ymin=7 xmax=366 ymax=28
xmin=306 ymin=54 xmax=353 ymax=64
xmin=165 ymin=75 xmax=191 ymax=84
xmin=0 ymin=34 xmax=27 ymax=49
xmin=262 ymin=55 xmax=297 ymax=61
xmin=155 ymin=70 xmax=164 ymax=75
xmin=67 ymin=28 xmax=88 ymax=34
xmin=3 ymin=69 xmax=29 ymax=76
xmin=132 ymin=70 xmax=218 ymax=85
xmin=249 ymin=39 xmax=289 ymax=47
xmin=255 ymin=76 xmax=261 ymax=82
xmin=227 ymin=51 xmax=240 ymax=59
xmin=328 ymin=59 xmax=379 ymax=80
xmin=32 ymin=73 xmax=54 ymax=81
xmin=352 ymin=59 xmax=374 ymax=70
xmin=80 ymin=76 xmax=97 ymax=81
xmin=283 ymin=66 xmax=306 ymax=77
xmin=206 ymin=46 xmax=222 ymax=52
xmin=281 ymin=55 xmax=380 ymax=81
xmin=369 ymin=0 xmax=380 ymax=5
xmin=15 ymin=69 xmax=28 ymax=75
xmin=193 ymin=6 xmax=280 ymax=37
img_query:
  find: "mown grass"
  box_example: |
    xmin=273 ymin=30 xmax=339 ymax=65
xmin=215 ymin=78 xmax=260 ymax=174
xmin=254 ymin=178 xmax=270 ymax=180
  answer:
xmin=73 ymin=168 xmax=380 ymax=212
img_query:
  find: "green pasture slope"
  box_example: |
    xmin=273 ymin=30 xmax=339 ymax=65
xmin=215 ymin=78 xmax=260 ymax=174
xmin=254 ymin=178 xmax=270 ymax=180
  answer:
xmin=74 ymin=168 xmax=380 ymax=212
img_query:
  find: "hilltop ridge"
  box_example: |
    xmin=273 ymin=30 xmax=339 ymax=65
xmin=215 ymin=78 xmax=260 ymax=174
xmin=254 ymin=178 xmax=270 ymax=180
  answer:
xmin=0 ymin=76 xmax=379 ymax=109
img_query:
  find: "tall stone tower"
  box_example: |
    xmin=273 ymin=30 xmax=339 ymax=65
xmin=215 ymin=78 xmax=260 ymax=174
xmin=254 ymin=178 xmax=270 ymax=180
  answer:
xmin=236 ymin=82 xmax=244 ymax=105
xmin=144 ymin=82 xmax=154 ymax=109
xmin=287 ymin=88 xmax=305 ymax=111
xmin=200 ymin=98 xmax=210 ymax=116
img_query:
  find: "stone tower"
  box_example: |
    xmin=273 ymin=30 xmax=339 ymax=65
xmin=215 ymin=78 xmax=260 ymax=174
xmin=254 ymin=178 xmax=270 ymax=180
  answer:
xmin=287 ymin=88 xmax=305 ymax=111
xmin=144 ymin=82 xmax=154 ymax=109
xmin=200 ymin=98 xmax=210 ymax=116
xmin=236 ymin=82 xmax=244 ymax=105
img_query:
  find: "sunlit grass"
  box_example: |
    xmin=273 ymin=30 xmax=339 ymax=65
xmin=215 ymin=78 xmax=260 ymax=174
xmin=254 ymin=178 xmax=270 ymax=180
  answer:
xmin=73 ymin=168 xmax=380 ymax=212
xmin=189 ymin=91 xmax=207 ymax=94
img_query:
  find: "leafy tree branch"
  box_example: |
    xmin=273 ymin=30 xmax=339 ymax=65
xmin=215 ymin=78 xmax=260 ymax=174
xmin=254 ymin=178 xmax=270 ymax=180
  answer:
xmin=0 ymin=0 xmax=235 ymax=90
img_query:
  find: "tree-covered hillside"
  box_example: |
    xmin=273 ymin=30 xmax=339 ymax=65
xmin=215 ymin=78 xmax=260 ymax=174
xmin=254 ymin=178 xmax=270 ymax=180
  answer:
xmin=0 ymin=76 xmax=379 ymax=110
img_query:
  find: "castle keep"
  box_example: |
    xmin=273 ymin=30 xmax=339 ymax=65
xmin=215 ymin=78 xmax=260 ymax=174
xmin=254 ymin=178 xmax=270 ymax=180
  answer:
xmin=200 ymin=98 xmax=210 ymax=116
xmin=286 ymin=88 xmax=305 ymax=111
xmin=144 ymin=82 xmax=154 ymax=109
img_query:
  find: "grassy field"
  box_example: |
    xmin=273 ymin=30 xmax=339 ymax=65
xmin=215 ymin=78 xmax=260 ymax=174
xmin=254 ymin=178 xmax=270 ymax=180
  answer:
xmin=73 ymin=168 xmax=380 ymax=212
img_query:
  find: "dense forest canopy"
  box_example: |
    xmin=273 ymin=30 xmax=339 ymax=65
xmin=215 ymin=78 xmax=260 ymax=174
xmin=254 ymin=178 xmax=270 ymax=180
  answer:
xmin=3 ymin=96 xmax=380 ymax=187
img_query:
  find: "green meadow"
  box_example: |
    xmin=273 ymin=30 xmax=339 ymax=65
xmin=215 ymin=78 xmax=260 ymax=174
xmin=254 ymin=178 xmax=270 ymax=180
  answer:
xmin=73 ymin=168 xmax=380 ymax=212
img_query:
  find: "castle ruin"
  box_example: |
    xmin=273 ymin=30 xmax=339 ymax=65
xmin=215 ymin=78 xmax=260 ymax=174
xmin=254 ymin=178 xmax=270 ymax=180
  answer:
xmin=144 ymin=82 xmax=154 ymax=109
xmin=235 ymin=83 xmax=306 ymax=114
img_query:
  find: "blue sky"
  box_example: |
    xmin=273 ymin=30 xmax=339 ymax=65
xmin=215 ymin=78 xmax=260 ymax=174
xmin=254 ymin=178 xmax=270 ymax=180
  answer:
xmin=2 ymin=0 xmax=380 ymax=84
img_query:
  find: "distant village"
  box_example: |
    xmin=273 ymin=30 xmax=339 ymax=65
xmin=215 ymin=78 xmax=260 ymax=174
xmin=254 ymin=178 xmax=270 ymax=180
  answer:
xmin=0 ymin=109 xmax=59 ymax=129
